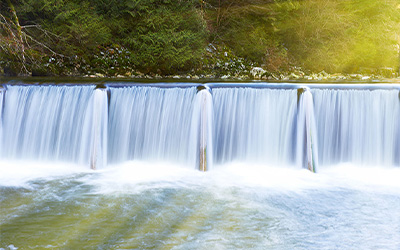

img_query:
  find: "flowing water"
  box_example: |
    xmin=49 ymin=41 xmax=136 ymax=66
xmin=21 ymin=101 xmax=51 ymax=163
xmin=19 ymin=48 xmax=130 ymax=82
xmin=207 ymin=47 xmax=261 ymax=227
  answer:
xmin=212 ymin=88 xmax=299 ymax=166
xmin=1 ymin=82 xmax=400 ymax=249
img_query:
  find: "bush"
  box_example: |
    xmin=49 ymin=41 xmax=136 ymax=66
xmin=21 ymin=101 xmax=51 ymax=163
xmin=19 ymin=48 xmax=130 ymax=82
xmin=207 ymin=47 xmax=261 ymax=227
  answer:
xmin=102 ymin=0 xmax=208 ymax=74
xmin=206 ymin=2 xmax=290 ymax=72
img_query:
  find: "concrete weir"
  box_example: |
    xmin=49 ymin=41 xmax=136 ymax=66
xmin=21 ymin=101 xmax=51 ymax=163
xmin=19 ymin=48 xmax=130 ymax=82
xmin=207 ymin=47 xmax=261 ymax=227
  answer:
xmin=90 ymin=86 xmax=108 ymax=170
xmin=0 ymin=86 xmax=4 ymax=154
xmin=196 ymin=86 xmax=213 ymax=171
xmin=297 ymin=87 xmax=318 ymax=172
xmin=1 ymin=82 xmax=399 ymax=172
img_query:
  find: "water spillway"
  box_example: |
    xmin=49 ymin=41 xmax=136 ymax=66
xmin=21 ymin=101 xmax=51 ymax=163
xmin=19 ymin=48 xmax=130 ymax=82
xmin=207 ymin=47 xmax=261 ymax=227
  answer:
xmin=2 ymin=82 xmax=400 ymax=250
xmin=297 ymin=88 xmax=318 ymax=172
xmin=0 ymin=87 xmax=4 ymax=154
xmin=212 ymin=87 xmax=300 ymax=166
xmin=0 ymin=82 xmax=399 ymax=171
xmin=107 ymin=86 xmax=199 ymax=167
xmin=1 ymin=85 xmax=97 ymax=165
xmin=193 ymin=86 xmax=213 ymax=171
xmin=312 ymin=88 xmax=400 ymax=167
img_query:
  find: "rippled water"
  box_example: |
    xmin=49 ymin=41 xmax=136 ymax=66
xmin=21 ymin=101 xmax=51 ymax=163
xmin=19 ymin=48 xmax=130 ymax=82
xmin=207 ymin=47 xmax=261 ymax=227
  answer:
xmin=1 ymin=162 xmax=400 ymax=249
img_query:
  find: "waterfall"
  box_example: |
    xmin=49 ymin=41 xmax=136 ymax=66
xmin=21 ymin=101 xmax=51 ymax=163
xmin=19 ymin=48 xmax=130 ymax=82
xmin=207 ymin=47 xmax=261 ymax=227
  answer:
xmin=191 ymin=87 xmax=213 ymax=171
xmin=212 ymin=87 xmax=299 ymax=166
xmin=297 ymin=88 xmax=318 ymax=172
xmin=0 ymin=87 xmax=4 ymax=154
xmin=312 ymin=88 xmax=400 ymax=167
xmin=1 ymin=83 xmax=399 ymax=171
xmin=107 ymin=86 xmax=198 ymax=167
xmin=1 ymin=85 xmax=97 ymax=165
xmin=90 ymin=87 xmax=108 ymax=169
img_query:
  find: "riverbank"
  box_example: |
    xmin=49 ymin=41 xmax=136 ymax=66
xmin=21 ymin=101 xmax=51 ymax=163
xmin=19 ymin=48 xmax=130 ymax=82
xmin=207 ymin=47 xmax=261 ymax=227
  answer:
xmin=2 ymin=74 xmax=400 ymax=85
xmin=1 ymin=1 xmax=400 ymax=80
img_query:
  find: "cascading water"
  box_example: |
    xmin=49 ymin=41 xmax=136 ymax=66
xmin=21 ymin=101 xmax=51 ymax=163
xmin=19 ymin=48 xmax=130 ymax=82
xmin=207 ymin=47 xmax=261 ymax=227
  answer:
xmin=1 ymin=83 xmax=399 ymax=171
xmin=2 ymin=82 xmax=400 ymax=250
xmin=190 ymin=87 xmax=214 ymax=171
xmin=1 ymin=85 xmax=97 ymax=165
xmin=312 ymin=88 xmax=400 ymax=167
xmin=0 ymin=87 xmax=4 ymax=153
xmin=107 ymin=86 xmax=199 ymax=167
xmin=90 ymin=87 xmax=108 ymax=169
xmin=212 ymin=87 xmax=299 ymax=166
xmin=297 ymin=88 xmax=318 ymax=172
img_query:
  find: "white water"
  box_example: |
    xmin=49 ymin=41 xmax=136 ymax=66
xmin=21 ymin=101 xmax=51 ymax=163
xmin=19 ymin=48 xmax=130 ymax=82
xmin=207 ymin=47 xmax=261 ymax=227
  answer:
xmin=1 ymin=161 xmax=400 ymax=249
xmin=0 ymin=88 xmax=4 ymax=154
xmin=190 ymin=88 xmax=214 ymax=170
xmin=1 ymin=83 xmax=400 ymax=249
xmin=297 ymin=89 xmax=318 ymax=171
xmin=1 ymin=85 xmax=96 ymax=165
xmin=1 ymin=84 xmax=399 ymax=170
xmin=107 ymin=86 xmax=198 ymax=167
xmin=312 ymin=88 xmax=400 ymax=167
xmin=90 ymin=88 xmax=108 ymax=169
xmin=212 ymin=88 xmax=299 ymax=166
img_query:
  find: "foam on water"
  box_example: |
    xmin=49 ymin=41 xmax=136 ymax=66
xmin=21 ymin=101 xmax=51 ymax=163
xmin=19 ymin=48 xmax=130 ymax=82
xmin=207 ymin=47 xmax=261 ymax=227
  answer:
xmin=2 ymin=160 xmax=400 ymax=196
xmin=0 ymin=160 xmax=91 ymax=188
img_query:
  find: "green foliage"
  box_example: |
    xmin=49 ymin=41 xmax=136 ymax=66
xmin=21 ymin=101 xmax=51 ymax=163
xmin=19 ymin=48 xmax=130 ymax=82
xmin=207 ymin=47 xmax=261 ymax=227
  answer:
xmin=205 ymin=1 xmax=292 ymax=72
xmin=97 ymin=0 xmax=208 ymax=74
xmin=278 ymin=0 xmax=400 ymax=73
xmin=1 ymin=0 xmax=400 ymax=76
xmin=1 ymin=0 xmax=208 ymax=75
xmin=17 ymin=0 xmax=111 ymax=55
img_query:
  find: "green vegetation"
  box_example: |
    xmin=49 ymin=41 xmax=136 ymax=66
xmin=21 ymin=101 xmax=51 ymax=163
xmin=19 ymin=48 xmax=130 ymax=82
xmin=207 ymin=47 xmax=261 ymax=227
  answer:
xmin=1 ymin=0 xmax=400 ymax=78
xmin=279 ymin=0 xmax=400 ymax=74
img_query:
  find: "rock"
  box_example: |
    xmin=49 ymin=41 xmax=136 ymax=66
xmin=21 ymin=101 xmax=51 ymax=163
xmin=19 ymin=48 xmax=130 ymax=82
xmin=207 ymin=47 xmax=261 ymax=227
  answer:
xmin=250 ymin=67 xmax=266 ymax=79
xmin=95 ymin=73 xmax=104 ymax=77
xmin=289 ymin=73 xmax=300 ymax=79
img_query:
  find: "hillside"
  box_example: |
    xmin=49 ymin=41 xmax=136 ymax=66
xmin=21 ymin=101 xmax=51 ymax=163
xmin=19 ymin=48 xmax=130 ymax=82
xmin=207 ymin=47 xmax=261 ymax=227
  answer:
xmin=1 ymin=0 xmax=399 ymax=78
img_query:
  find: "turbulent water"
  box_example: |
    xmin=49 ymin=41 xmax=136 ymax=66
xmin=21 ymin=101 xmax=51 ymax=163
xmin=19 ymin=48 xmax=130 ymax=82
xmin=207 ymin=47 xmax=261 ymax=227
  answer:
xmin=1 ymin=82 xmax=400 ymax=249
xmin=1 ymin=163 xmax=400 ymax=249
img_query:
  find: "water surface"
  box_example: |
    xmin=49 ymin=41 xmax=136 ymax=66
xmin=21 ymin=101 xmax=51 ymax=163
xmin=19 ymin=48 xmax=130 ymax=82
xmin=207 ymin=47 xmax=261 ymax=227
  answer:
xmin=1 ymin=162 xmax=399 ymax=250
